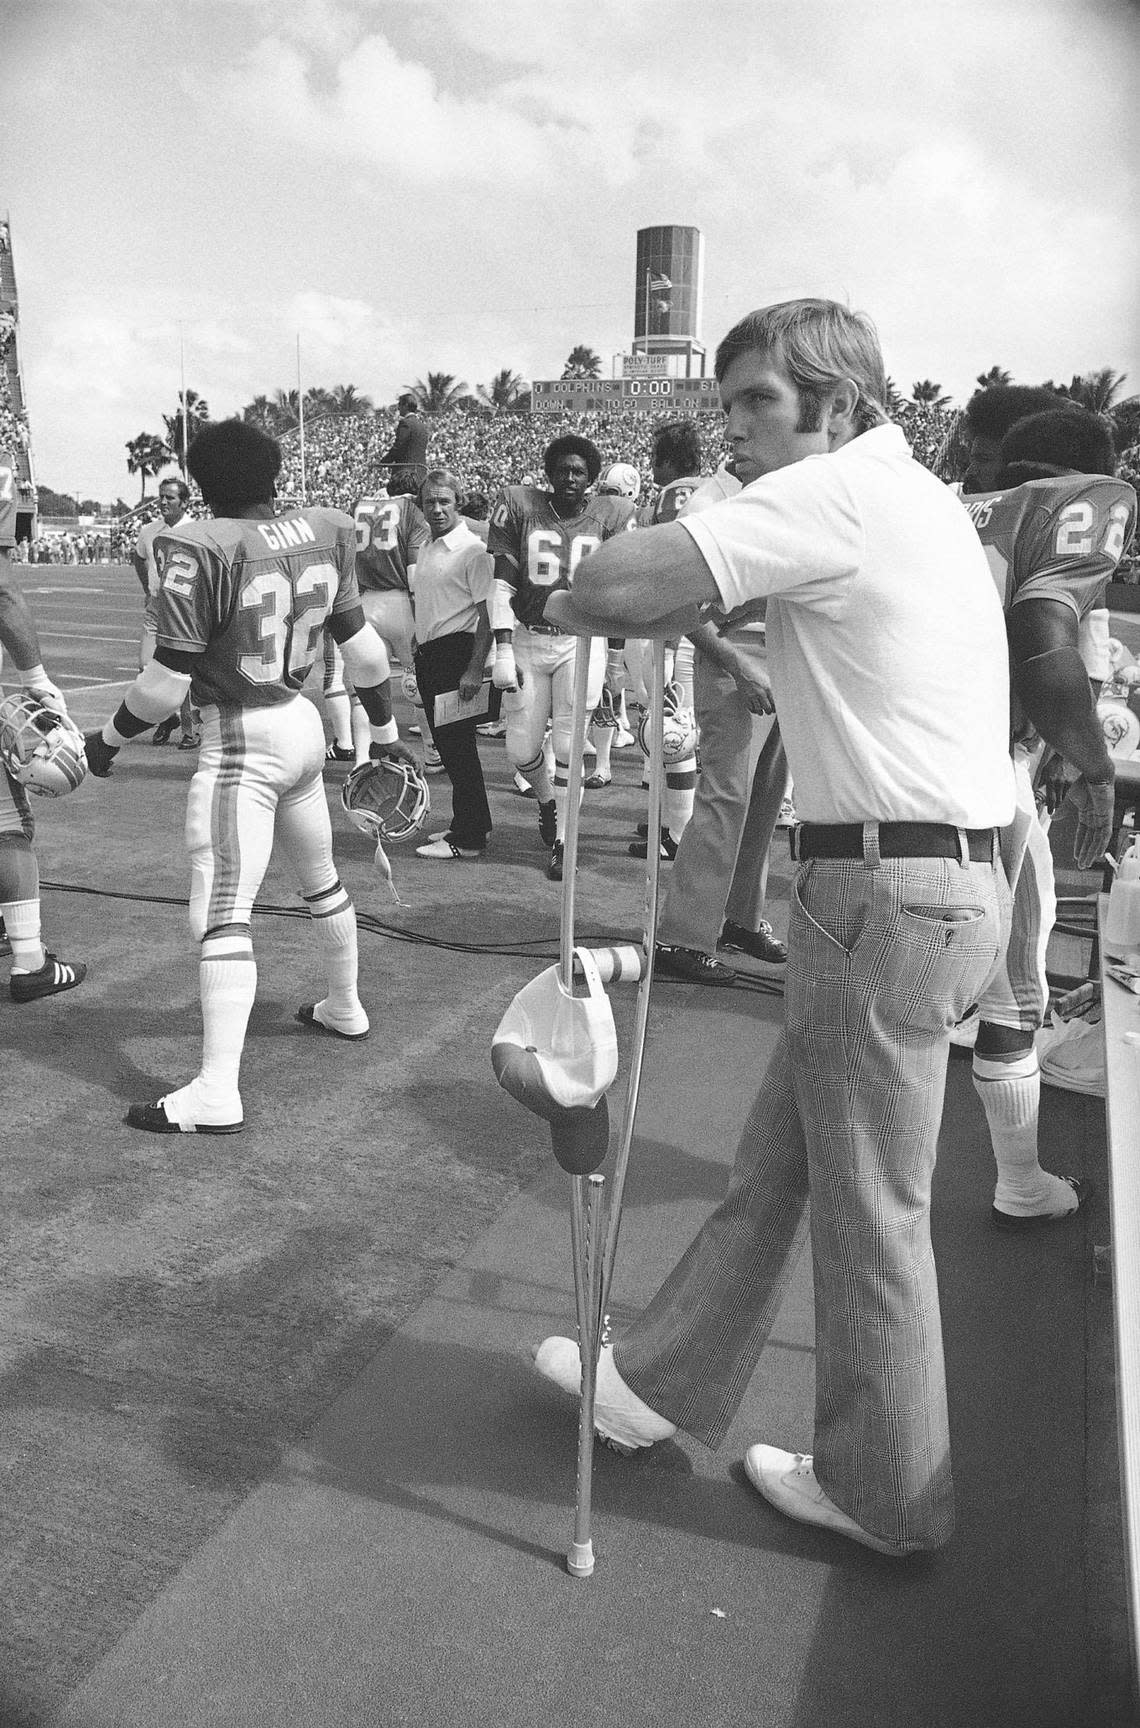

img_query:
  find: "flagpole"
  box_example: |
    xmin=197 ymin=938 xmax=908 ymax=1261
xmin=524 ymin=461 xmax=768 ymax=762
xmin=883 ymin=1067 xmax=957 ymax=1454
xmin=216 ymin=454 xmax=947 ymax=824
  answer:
xmin=297 ymin=332 xmax=307 ymax=505
xmin=179 ymin=325 xmax=189 ymax=479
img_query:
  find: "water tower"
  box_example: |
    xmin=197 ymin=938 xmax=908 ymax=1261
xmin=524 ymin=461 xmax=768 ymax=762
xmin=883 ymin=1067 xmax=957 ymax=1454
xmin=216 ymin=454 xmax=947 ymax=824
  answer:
xmin=632 ymin=225 xmax=706 ymax=377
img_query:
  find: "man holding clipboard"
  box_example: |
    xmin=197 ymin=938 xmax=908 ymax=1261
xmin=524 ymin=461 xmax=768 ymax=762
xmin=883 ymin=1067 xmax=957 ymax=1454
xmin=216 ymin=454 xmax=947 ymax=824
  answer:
xmin=413 ymin=470 xmax=495 ymax=860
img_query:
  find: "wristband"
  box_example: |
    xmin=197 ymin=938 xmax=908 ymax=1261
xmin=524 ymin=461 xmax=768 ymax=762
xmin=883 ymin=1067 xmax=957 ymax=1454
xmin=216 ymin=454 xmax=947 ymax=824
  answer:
xmin=371 ymin=718 xmax=399 ymax=747
xmin=19 ymin=663 xmax=48 ymax=687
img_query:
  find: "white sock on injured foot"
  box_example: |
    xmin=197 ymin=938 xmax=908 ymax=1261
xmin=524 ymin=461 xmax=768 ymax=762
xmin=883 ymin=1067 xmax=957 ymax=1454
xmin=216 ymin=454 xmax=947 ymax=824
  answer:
xmin=195 ymin=943 xmax=257 ymax=1113
xmin=306 ymin=888 xmax=369 ymax=1036
xmin=973 ymin=1049 xmax=1079 ymax=1216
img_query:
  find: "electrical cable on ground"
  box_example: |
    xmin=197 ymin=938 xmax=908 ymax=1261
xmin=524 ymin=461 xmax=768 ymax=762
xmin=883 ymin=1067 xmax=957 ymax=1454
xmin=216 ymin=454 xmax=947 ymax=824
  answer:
xmin=40 ymin=877 xmax=785 ymax=995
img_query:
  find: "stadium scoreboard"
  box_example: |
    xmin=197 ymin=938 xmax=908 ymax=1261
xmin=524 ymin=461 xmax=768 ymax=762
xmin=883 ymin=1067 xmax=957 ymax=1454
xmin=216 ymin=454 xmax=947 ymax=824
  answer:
xmin=531 ymin=378 xmax=721 ymax=414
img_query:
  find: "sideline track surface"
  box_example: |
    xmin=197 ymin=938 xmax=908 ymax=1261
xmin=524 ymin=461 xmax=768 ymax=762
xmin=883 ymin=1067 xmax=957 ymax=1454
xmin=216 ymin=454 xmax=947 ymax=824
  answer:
xmin=41 ymin=1000 xmax=1120 ymax=1728
xmin=0 ymin=564 xmax=1131 ymax=1725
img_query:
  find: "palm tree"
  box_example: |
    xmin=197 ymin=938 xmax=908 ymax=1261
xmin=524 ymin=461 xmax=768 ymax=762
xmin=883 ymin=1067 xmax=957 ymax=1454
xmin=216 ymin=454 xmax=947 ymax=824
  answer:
xmin=1062 ymin=368 xmax=1129 ymax=414
xmin=273 ymin=387 xmax=300 ymax=431
xmin=883 ymin=376 xmax=906 ymax=415
xmin=1109 ymin=396 xmax=1140 ymax=455
xmin=562 ymin=345 xmax=602 ymax=380
xmin=910 ymin=380 xmax=952 ymax=408
xmin=329 ymin=383 xmax=373 ymax=416
xmin=975 ymin=366 xmax=1013 ymax=390
xmin=402 ymin=372 xmax=473 ymax=414
xmin=162 ymin=388 xmax=210 ymax=474
xmin=302 ymin=386 xmax=338 ymax=421
xmin=478 ymin=368 xmax=528 ymax=411
xmin=125 ymin=432 xmax=172 ymax=501
xmin=241 ymin=395 xmax=277 ymax=431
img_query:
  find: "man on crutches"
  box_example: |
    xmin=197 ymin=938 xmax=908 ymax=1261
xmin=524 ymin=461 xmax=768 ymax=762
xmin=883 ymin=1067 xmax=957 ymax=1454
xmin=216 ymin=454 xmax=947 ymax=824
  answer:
xmin=533 ymin=297 xmax=1015 ymax=1559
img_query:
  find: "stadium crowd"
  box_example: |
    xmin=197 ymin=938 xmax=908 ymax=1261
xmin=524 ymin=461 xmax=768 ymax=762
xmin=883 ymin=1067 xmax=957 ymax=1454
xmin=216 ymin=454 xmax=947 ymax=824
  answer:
xmin=271 ymin=401 xmax=961 ymax=517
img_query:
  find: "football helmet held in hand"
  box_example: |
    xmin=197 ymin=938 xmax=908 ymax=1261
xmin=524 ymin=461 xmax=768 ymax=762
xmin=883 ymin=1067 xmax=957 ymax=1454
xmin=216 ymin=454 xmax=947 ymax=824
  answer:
xmin=591 ymin=686 xmax=620 ymax=730
xmin=636 ymin=680 xmax=697 ymax=764
xmin=0 ymin=692 xmax=88 ymax=796
xmin=342 ymin=754 xmax=430 ymax=845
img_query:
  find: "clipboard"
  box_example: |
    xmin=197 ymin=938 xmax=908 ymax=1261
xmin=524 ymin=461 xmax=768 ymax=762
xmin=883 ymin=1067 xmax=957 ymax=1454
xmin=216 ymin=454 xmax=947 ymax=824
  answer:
xmin=432 ymin=680 xmax=493 ymax=727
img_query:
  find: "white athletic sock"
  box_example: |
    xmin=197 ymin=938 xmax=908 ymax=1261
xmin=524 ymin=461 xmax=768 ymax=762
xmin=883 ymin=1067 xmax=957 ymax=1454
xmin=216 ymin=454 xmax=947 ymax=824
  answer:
xmin=973 ymin=1049 xmax=1079 ymax=1216
xmin=196 ymin=936 xmax=257 ymax=1107
xmin=351 ymin=701 xmax=372 ymax=766
xmin=517 ymin=750 xmax=554 ymax=805
xmin=663 ymin=753 xmax=697 ymax=844
xmin=2 ymin=898 xmax=45 ymax=973
xmin=305 ymin=881 xmax=368 ymax=1034
xmin=325 ymin=690 xmax=353 ymax=750
xmin=592 ymin=728 xmax=614 ymax=777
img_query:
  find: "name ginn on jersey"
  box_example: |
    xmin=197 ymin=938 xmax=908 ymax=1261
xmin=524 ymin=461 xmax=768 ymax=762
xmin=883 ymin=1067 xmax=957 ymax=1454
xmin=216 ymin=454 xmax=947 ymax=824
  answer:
xmin=255 ymin=517 xmax=319 ymax=553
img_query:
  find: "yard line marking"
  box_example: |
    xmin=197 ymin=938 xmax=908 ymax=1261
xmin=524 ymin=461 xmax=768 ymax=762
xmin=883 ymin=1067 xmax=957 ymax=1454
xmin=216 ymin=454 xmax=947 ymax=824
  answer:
xmin=38 ymin=631 xmax=139 ymax=646
xmin=56 ymin=679 xmax=134 ymax=694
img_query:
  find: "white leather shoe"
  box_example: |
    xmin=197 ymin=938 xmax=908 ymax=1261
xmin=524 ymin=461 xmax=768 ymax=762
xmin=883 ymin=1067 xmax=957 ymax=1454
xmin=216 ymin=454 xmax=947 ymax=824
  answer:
xmin=743 ymin=1445 xmax=906 ymax=1555
xmin=416 ymin=837 xmax=484 ymax=859
xmin=533 ymin=1337 xmax=677 ymax=1452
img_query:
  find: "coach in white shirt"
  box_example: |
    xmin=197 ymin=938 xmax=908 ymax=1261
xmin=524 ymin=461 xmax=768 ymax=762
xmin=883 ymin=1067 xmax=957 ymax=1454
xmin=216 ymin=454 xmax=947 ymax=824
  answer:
xmin=536 ymin=298 xmax=1015 ymax=1557
xmin=412 ymin=470 xmax=494 ymax=859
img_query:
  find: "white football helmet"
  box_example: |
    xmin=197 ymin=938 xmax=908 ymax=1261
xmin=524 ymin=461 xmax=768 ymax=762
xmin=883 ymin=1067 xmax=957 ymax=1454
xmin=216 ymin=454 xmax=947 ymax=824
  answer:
xmin=636 ymin=681 xmax=697 ymax=764
xmin=400 ymin=668 xmax=423 ymax=709
xmin=597 ymin=462 xmax=641 ymax=501
xmin=342 ymin=756 xmax=430 ymax=844
xmin=0 ymin=692 xmax=88 ymax=797
xmin=591 ymin=686 xmax=620 ymax=730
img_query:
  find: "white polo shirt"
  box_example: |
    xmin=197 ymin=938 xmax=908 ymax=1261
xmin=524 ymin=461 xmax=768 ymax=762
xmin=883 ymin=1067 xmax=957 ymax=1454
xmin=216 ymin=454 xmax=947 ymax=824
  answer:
xmin=412 ymin=520 xmax=494 ymax=644
xmin=680 ymin=424 xmax=1015 ymax=828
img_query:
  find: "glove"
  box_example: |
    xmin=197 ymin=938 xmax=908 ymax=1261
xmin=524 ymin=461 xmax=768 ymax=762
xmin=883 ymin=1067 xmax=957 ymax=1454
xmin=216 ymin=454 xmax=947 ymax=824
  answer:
xmin=493 ymin=645 xmax=519 ymax=691
xmin=84 ymin=729 xmax=119 ymax=778
xmin=369 ymin=738 xmax=420 ymax=772
xmin=1068 ymin=771 xmax=1116 ymax=871
xmin=24 ymin=677 xmax=67 ymax=717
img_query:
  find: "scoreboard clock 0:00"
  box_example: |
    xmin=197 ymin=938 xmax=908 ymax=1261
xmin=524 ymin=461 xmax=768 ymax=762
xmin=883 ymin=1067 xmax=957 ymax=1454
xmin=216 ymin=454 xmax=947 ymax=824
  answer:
xmin=530 ymin=378 xmax=721 ymax=413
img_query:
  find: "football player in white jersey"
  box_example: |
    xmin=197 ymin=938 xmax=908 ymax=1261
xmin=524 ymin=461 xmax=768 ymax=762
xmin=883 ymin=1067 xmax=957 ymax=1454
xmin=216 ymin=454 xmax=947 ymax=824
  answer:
xmin=962 ymin=405 xmax=1135 ymax=1227
xmin=84 ymin=420 xmax=416 ymax=1134
xmin=133 ymin=477 xmax=199 ymax=747
xmin=488 ymin=435 xmax=635 ymax=880
xmin=0 ymin=460 xmax=86 ymax=1001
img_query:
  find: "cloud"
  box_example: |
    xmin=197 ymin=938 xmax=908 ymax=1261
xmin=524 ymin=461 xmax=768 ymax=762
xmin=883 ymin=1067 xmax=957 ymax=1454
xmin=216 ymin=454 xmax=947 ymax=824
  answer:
xmin=208 ymin=30 xmax=578 ymax=183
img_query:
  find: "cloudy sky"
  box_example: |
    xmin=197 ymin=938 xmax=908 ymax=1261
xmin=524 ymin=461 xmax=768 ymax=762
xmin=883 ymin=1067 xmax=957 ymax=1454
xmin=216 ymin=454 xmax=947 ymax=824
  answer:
xmin=5 ymin=0 xmax=1138 ymax=503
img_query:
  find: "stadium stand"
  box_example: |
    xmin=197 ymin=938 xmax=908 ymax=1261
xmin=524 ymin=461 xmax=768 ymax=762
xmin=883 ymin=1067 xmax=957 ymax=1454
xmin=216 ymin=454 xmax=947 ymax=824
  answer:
xmin=271 ymin=400 xmax=962 ymax=517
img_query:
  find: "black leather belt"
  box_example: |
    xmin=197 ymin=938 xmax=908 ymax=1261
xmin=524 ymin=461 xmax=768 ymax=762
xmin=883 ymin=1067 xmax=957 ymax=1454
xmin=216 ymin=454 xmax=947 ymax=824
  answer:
xmin=524 ymin=621 xmax=562 ymax=636
xmin=792 ymin=822 xmax=997 ymax=863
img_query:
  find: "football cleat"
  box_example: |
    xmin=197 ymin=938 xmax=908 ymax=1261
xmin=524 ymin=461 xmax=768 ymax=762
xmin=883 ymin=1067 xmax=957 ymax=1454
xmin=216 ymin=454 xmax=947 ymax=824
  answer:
xmin=636 ymin=681 xmax=697 ymax=765
xmin=0 ymin=692 xmax=87 ymax=797
xmin=9 ymin=953 xmax=86 ymax=1003
xmin=342 ymin=755 xmax=430 ymax=845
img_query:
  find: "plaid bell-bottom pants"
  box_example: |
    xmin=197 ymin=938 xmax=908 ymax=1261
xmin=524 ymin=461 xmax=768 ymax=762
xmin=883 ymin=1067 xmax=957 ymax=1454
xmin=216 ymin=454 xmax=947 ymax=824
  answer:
xmin=617 ymin=840 xmax=1009 ymax=1551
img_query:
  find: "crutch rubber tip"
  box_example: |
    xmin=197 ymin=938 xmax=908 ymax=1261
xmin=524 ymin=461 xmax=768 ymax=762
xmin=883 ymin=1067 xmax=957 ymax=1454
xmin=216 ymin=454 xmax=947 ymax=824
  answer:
xmin=567 ymin=1541 xmax=596 ymax=1577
